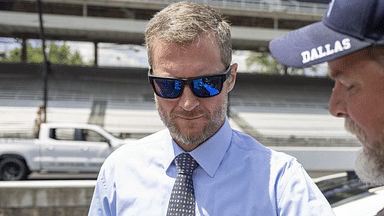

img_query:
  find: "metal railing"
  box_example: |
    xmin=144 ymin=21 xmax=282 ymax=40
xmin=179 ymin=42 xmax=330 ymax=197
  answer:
xmin=127 ymin=0 xmax=329 ymax=16
xmin=32 ymin=0 xmax=329 ymax=16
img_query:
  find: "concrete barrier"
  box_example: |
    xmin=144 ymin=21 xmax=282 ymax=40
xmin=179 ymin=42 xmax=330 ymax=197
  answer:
xmin=0 ymin=180 xmax=96 ymax=216
xmin=270 ymin=146 xmax=360 ymax=172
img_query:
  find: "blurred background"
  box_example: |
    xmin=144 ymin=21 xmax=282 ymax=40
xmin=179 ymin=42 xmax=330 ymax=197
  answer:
xmin=2 ymin=1 xmax=378 ymax=215
xmin=0 ymin=0 xmax=362 ymax=178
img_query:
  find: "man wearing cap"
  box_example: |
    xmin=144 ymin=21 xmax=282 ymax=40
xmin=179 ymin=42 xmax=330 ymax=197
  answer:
xmin=270 ymin=0 xmax=384 ymax=187
xmin=89 ymin=2 xmax=335 ymax=215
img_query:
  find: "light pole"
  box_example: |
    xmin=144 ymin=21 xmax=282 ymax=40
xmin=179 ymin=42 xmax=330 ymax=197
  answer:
xmin=37 ymin=0 xmax=50 ymax=122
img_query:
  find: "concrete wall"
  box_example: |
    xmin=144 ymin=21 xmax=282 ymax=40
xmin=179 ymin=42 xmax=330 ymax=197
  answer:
xmin=270 ymin=146 xmax=360 ymax=172
xmin=0 ymin=181 xmax=95 ymax=216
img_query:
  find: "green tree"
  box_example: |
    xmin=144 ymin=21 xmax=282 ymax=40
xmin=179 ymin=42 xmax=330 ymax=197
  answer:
xmin=48 ymin=42 xmax=70 ymax=64
xmin=69 ymin=50 xmax=84 ymax=65
xmin=246 ymin=52 xmax=285 ymax=75
xmin=1 ymin=41 xmax=86 ymax=65
xmin=27 ymin=43 xmax=44 ymax=63
xmin=245 ymin=51 xmax=317 ymax=76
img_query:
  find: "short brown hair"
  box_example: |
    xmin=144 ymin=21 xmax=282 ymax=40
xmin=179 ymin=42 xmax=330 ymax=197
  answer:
xmin=145 ymin=1 xmax=232 ymax=67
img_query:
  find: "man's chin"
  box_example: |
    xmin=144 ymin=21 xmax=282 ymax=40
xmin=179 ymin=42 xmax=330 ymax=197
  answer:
xmin=171 ymin=129 xmax=207 ymax=146
xmin=355 ymin=147 xmax=384 ymax=185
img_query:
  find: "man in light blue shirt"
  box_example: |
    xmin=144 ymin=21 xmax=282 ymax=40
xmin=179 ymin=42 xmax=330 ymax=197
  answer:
xmin=88 ymin=2 xmax=334 ymax=215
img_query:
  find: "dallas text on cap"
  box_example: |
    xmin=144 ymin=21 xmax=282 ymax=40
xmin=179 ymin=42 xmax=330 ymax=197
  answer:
xmin=301 ymin=38 xmax=351 ymax=64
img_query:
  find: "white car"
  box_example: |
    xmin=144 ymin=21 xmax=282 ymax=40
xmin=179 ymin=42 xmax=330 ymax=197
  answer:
xmin=315 ymin=172 xmax=384 ymax=216
xmin=332 ymin=186 xmax=384 ymax=216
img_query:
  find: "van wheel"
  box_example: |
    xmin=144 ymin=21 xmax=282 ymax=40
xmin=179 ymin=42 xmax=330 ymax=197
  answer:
xmin=0 ymin=157 xmax=29 ymax=180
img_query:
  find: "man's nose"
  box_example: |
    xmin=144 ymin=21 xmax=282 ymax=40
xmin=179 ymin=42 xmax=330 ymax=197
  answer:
xmin=178 ymin=86 xmax=200 ymax=111
xmin=328 ymin=82 xmax=348 ymax=118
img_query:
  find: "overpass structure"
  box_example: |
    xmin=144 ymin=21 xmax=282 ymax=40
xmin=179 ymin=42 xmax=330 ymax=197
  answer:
xmin=0 ymin=0 xmax=329 ymax=61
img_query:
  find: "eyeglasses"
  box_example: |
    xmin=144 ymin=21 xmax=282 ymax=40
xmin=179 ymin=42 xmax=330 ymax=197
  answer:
xmin=148 ymin=65 xmax=232 ymax=99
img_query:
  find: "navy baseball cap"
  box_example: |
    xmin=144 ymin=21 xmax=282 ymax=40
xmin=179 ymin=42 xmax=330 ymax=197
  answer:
xmin=269 ymin=0 xmax=384 ymax=68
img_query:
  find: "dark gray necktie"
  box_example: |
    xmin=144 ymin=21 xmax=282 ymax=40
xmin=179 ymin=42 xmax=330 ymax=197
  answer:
xmin=166 ymin=153 xmax=199 ymax=216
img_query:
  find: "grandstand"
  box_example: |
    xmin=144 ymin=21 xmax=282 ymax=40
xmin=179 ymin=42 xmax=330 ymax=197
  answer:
xmin=0 ymin=62 xmax=360 ymax=148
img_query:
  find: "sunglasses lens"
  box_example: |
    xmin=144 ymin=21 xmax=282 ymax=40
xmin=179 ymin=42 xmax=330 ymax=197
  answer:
xmin=149 ymin=68 xmax=228 ymax=99
xmin=152 ymin=79 xmax=182 ymax=99
xmin=192 ymin=77 xmax=222 ymax=97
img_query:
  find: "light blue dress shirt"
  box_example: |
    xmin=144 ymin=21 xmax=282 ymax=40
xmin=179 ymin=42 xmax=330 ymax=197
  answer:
xmin=88 ymin=117 xmax=335 ymax=215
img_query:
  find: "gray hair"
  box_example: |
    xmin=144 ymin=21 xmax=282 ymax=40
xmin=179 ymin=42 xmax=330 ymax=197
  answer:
xmin=145 ymin=1 xmax=232 ymax=67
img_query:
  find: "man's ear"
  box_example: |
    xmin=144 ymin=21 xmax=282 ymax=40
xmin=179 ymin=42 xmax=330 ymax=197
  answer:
xmin=227 ymin=63 xmax=237 ymax=93
xmin=228 ymin=75 xmax=233 ymax=83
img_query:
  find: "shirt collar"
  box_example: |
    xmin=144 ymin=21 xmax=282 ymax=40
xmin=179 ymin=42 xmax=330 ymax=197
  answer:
xmin=164 ymin=116 xmax=232 ymax=178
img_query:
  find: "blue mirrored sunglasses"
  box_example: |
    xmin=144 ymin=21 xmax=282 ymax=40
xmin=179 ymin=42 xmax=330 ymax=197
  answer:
xmin=148 ymin=65 xmax=232 ymax=99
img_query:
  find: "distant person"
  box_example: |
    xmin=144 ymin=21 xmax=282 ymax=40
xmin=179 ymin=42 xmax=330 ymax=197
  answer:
xmin=88 ymin=2 xmax=334 ymax=215
xmin=269 ymin=0 xmax=384 ymax=186
xmin=33 ymin=104 xmax=44 ymax=138
xmin=81 ymin=129 xmax=88 ymax=141
xmin=74 ymin=129 xmax=88 ymax=141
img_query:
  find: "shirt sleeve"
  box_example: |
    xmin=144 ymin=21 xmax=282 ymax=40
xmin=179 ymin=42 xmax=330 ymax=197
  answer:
xmin=88 ymin=169 xmax=114 ymax=216
xmin=277 ymin=162 xmax=336 ymax=216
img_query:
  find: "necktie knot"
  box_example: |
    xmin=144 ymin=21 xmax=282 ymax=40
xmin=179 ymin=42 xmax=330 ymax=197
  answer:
xmin=174 ymin=153 xmax=198 ymax=176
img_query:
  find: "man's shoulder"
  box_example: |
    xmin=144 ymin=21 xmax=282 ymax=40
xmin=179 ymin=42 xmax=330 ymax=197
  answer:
xmin=227 ymin=130 xmax=301 ymax=183
xmin=230 ymin=130 xmax=297 ymax=163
